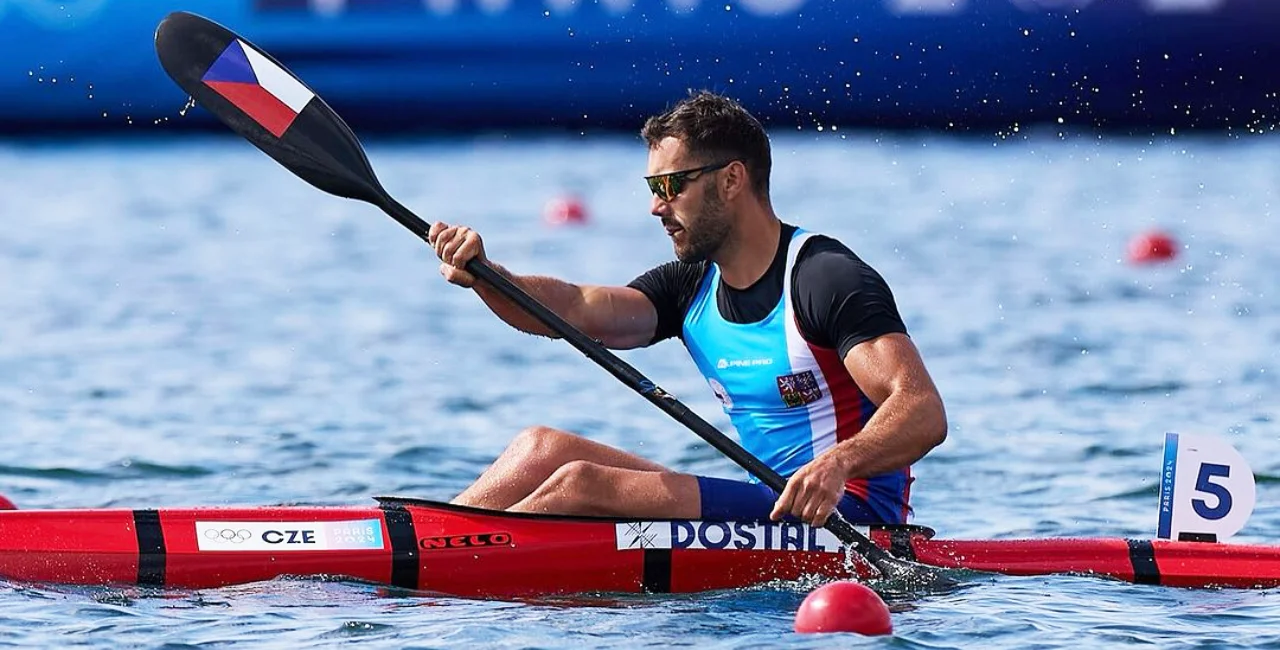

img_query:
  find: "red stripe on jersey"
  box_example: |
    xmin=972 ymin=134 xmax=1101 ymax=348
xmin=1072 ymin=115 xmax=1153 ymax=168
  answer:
xmin=807 ymin=339 xmax=867 ymax=443
xmin=806 ymin=336 xmax=875 ymax=500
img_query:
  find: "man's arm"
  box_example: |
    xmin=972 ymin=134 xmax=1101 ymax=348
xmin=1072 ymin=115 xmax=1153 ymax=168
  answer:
xmin=832 ymin=333 xmax=947 ymax=475
xmin=428 ymin=221 xmax=659 ymax=349
xmin=771 ymin=334 xmax=947 ymax=525
xmin=471 ymin=264 xmax=660 ymax=350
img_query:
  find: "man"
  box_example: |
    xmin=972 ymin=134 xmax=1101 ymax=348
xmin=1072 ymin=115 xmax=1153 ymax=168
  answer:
xmin=427 ymin=91 xmax=946 ymax=526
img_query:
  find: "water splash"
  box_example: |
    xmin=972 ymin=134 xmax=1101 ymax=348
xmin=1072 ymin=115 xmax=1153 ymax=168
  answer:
xmin=179 ymin=96 xmax=197 ymax=117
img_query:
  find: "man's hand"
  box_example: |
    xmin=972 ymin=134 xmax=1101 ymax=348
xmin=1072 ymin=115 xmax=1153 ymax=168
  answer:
xmin=770 ymin=450 xmax=851 ymax=526
xmin=427 ymin=222 xmax=487 ymax=288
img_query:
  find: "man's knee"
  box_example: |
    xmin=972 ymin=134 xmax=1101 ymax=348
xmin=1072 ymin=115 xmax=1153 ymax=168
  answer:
xmin=511 ymin=425 xmax=583 ymax=460
xmin=544 ymin=459 xmax=603 ymax=487
xmin=540 ymin=460 xmax=612 ymax=505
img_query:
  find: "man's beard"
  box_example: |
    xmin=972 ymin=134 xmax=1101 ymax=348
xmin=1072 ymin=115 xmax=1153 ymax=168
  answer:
xmin=674 ymin=190 xmax=731 ymax=264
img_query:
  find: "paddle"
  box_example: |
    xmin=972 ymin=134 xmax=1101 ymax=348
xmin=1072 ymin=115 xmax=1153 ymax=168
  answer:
xmin=153 ymin=10 xmax=955 ymax=589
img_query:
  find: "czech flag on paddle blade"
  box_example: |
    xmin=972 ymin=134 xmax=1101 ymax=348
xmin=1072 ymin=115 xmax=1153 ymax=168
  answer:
xmin=201 ymin=40 xmax=314 ymax=138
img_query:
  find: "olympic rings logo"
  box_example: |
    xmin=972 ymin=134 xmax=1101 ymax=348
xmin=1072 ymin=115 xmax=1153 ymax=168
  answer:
xmin=203 ymin=528 xmax=254 ymax=543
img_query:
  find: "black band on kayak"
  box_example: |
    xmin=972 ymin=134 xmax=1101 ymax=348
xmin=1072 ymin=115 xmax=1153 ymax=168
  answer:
xmin=133 ymin=509 xmax=166 ymax=586
xmin=1126 ymin=539 xmax=1161 ymax=585
xmin=642 ymin=549 xmax=672 ymax=594
xmin=380 ymin=504 xmax=419 ymax=590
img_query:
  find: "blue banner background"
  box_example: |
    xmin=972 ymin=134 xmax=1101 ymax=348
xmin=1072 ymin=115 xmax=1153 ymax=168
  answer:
xmin=4 ymin=0 xmax=1278 ymax=133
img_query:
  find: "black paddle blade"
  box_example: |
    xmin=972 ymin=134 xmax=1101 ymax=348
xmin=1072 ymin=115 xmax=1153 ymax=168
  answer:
xmin=824 ymin=513 xmax=960 ymax=591
xmin=154 ymin=11 xmax=385 ymax=205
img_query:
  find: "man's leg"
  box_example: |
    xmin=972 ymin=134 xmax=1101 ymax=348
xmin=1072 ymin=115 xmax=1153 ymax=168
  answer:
xmin=509 ymin=462 xmax=701 ymax=519
xmin=451 ymin=425 xmax=672 ymax=510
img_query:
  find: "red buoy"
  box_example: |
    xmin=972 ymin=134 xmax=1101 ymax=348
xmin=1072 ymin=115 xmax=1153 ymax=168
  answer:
xmin=0 ymin=495 xmax=17 ymax=510
xmin=1127 ymin=229 xmax=1178 ymax=264
xmin=543 ymin=194 xmax=588 ymax=225
xmin=794 ymin=581 xmax=893 ymax=636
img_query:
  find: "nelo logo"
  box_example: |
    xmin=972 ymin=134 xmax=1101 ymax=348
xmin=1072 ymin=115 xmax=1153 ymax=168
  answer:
xmin=419 ymin=532 xmax=512 ymax=550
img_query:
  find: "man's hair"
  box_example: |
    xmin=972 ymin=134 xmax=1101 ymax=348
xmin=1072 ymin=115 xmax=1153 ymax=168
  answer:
xmin=640 ymin=90 xmax=771 ymax=198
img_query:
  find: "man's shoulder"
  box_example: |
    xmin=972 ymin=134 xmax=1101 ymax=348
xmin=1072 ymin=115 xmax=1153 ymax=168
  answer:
xmin=628 ymin=258 xmax=713 ymax=304
xmin=634 ymin=258 xmax=711 ymax=279
xmin=792 ymin=230 xmax=862 ymax=265
xmin=789 ymin=230 xmax=893 ymax=300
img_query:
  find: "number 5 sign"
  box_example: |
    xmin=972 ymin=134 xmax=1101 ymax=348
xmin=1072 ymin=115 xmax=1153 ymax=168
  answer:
xmin=1158 ymin=432 xmax=1256 ymax=541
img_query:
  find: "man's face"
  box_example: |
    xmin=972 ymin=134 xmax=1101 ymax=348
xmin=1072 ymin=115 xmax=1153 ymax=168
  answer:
xmin=646 ymin=137 xmax=731 ymax=264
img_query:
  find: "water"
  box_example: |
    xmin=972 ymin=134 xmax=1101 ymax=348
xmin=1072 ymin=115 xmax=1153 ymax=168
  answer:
xmin=0 ymin=131 xmax=1278 ymax=647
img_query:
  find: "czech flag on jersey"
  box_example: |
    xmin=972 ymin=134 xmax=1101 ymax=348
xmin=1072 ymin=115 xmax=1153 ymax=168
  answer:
xmin=201 ymin=40 xmax=314 ymax=138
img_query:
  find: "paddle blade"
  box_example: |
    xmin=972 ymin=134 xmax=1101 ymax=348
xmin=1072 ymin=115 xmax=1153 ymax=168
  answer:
xmin=154 ymin=11 xmax=386 ymax=205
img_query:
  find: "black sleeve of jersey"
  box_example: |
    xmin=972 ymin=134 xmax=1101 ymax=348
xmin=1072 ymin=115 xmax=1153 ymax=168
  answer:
xmin=792 ymin=237 xmax=908 ymax=359
xmin=627 ymin=260 xmax=710 ymax=345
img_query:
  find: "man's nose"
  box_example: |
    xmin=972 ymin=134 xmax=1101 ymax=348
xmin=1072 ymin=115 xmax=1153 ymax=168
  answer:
xmin=650 ymin=193 xmax=671 ymax=217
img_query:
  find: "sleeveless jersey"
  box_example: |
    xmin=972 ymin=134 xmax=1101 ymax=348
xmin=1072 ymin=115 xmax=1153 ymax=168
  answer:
xmin=681 ymin=229 xmax=912 ymax=523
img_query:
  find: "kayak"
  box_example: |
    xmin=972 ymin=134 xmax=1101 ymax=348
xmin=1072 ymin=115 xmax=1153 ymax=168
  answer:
xmin=0 ymin=497 xmax=1276 ymax=596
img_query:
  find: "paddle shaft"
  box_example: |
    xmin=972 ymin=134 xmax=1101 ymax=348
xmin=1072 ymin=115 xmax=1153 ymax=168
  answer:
xmin=376 ymin=196 xmax=900 ymax=573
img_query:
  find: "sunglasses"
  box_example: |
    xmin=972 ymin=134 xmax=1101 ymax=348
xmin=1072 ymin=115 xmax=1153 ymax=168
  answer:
xmin=644 ymin=161 xmax=733 ymax=202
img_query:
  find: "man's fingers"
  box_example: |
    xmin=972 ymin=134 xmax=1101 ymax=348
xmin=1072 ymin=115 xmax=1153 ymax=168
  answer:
xmin=440 ymin=237 xmax=468 ymax=266
xmin=462 ymin=231 xmax=484 ymax=264
xmin=800 ymin=495 xmax=826 ymax=527
xmin=427 ymin=221 xmax=448 ymax=245
xmin=431 ymin=224 xmax=481 ymax=289
xmin=431 ymin=226 xmax=454 ymax=257
xmin=439 ymin=263 xmax=476 ymax=287
xmin=770 ymin=483 xmax=796 ymax=521
xmin=812 ymin=498 xmax=838 ymax=527
xmin=435 ymin=228 xmax=483 ymax=267
xmin=457 ymin=237 xmax=480 ymax=267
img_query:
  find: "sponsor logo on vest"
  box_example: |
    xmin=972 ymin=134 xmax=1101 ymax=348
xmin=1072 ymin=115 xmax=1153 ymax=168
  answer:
xmin=716 ymin=357 xmax=774 ymax=369
xmin=776 ymin=370 xmax=822 ymax=407
xmin=418 ymin=532 xmax=513 ymax=550
xmin=707 ymin=378 xmax=734 ymax=409
xmin=614 ymin=520 xmax=845 ymax=552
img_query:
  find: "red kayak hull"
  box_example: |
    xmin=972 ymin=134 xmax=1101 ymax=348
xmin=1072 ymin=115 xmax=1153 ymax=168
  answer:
xmin=0 ymin=498 xmax=1274 ymax=596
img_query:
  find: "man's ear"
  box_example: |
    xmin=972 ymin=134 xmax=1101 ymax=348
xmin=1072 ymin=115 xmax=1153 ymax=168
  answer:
xmin=723 ymin=160 xmax=750 ymax=200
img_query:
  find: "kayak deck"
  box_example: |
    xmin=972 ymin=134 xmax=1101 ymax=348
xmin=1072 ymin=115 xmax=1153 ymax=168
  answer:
xmin=0 ymin=497 xmax=1275 ymax=596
